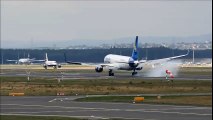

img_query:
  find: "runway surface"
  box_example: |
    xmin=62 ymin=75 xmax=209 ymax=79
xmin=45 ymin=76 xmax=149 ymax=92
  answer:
xmin=1 ymin=96 xmax=212 ymax=120
xmin=0 ymin=69 xmax=212 ymax=81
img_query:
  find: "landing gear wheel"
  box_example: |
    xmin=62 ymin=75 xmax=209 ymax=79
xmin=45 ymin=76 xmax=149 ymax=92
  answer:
xmin=109 ymin=70 xmax=114 ymax=76
xmin=44 ymin=66 xmax=47 ymax=69
xmin=132 ymin=72 xmax=138 ymax=76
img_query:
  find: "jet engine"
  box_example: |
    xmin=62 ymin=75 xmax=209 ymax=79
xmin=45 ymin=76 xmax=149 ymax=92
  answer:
xmin=43 ymin=64 xmax=47 ymax=69
xmin=95 ymin=65 xmax=103 ymax=72
xmin=58 ymin=64 xmax=62 ymax=68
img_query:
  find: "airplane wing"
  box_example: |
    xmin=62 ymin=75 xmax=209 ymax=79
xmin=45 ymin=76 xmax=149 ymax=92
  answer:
xmin=66 ymin=60 xmax=118 ymax=71
xmin=98 ymin=63 xmax=120 ymax=71
xmin=143 ymin=50 xmax=189 ymax=66
xmin=6 ymin=59 xmax=18 ymax=62
xmin=66 ymin=61 xmax=83 ymax=65
xmin=66 ymin=61 xmax=114 ymax=67
xmin=31 ymin=60 xmax=45 ymax=62
xmin=99 ymin=63 xmax=115 ymax=67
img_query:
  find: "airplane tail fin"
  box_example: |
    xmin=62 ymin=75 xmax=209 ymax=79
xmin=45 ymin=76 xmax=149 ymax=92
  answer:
xmin=131 ymin=36 xmax=139 ymax=60
xmin=45 ymin=53 xmax=48 ymax=61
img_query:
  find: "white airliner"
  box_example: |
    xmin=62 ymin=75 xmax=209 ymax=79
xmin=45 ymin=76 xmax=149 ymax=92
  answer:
xmin=67 ymin=36 xmax=189 ymax=76
xmin=7 ymin=54 xmax=44 ymax=65
xmin=43 ymin=53 xmax=61 ymax=69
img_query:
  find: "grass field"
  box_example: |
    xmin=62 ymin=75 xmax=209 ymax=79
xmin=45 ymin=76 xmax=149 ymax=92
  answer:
xmin=0 ymin=76 xmax=212 ymax=96
xmin=76 ymin=95 xmax=212 ymax=106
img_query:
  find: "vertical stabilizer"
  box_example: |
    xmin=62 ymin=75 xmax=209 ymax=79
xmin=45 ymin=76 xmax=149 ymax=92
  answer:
xmin=45 ymin=53 xmax=48 ymax=61
xmin=131 ymin=36 xmax=139 ymax=60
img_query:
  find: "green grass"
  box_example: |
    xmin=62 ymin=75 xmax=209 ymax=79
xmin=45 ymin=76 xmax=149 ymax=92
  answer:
xmin=178 ymin=67 xmax=212 ymax=75
xmin=0 ymin=115 xmax=85 ymax=120
xmin=1 ymin=76 xmax=212 ymax=96
xmin=75 ymin=95 xmax=212 ymax=106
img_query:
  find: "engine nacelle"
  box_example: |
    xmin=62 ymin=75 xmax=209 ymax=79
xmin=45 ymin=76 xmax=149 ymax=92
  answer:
xmin=43 ymin=64 xmax=47 ymax=69
xmin=95 ymin=66 xmax=103 ymax=73
xmin=58 ymin=64 xmax=62 ymax=68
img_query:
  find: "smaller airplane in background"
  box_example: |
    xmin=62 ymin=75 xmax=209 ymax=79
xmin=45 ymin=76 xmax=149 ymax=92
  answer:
xmin=7 ymin=54 xmax=44 ymax=65
xmin=43 ymin=53 xmax=61 ymax=69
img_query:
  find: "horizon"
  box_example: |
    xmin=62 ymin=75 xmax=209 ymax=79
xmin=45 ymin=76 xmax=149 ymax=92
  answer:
xmin=1 ymin=1 xmax=212 ymax=48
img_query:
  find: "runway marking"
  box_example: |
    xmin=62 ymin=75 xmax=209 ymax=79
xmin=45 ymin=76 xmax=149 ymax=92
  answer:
xmin=48 ymin=98 xmax=57 ymax=102
xmin=16 ymin=74 xmax=27 ymax=75
xmin=1 ymin=103 xmax=211 ymax=116
xmin=0 ymin=113 xmax=148 ymax=120
xmin=0 ymin=114 xmax=109 ymax=120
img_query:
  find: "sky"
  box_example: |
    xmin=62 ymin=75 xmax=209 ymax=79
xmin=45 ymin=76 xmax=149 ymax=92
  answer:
xmin=1 ymin=1 xmax=212 ymax=48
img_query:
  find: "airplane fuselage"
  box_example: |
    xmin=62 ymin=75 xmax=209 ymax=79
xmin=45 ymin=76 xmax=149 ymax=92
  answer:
xmin=18 ymin=58 xmax=32 ymax=64
xmin=104 ymin=54 xmax=137 ymax=70
xmin=45 ymin=61 xmax=58 ymax=66
xmin=43 ymin=60 xmax=61 ymax=69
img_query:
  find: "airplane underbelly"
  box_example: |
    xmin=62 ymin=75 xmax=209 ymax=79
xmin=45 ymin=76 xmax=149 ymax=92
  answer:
xmin=117 ymin=64 xmax=132 ymax=70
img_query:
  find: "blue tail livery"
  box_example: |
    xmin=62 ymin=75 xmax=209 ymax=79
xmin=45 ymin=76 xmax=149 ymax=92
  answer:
xmin=131 ymin=36 xmax=139 ymax=60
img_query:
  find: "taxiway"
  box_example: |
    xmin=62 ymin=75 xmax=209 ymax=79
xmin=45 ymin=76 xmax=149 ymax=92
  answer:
xmin=1 ymin=96 xmax=212 ymax=120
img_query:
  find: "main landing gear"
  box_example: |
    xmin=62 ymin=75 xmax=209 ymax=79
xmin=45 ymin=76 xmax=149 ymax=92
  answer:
xmin=132 ymin=71 xmax=138 ymax=76
xmin=109 ymin=70 xmax=114 ymax=76
xmin=108 ymin=69 xmax=138 ymax=76
xmin=132 ymin=69 xmax=138 ymax=76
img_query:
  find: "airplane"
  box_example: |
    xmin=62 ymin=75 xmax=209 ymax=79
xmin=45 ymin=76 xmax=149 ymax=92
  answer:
xmin=43 ymin=53 xmax=61 ymax=69
xmin=7 ymin=53 xmax=44 ymax=65
xmin=66 ymin=36 xmax=189 ymax=76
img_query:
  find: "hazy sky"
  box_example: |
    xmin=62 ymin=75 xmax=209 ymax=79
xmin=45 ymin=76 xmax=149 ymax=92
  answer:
xmin=1 ymin=1 xmax=212 ymax=48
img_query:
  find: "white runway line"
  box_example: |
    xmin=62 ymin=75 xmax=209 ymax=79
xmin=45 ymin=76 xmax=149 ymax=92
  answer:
xmin=48 ymin=98 xmax=57 ymax=102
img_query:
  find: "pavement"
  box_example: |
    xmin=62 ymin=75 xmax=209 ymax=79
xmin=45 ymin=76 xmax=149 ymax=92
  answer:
xmin=0 ymin=69 xmax=212 ymax=81
xmin=1 ymin=96 xmax=212 ymax=120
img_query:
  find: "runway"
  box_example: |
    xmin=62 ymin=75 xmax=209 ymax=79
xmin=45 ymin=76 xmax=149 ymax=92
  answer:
xmin=1 ymin=96 xmax=212 ymax=120
xmin=0 ymin=69 xmax=212 ymax=81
